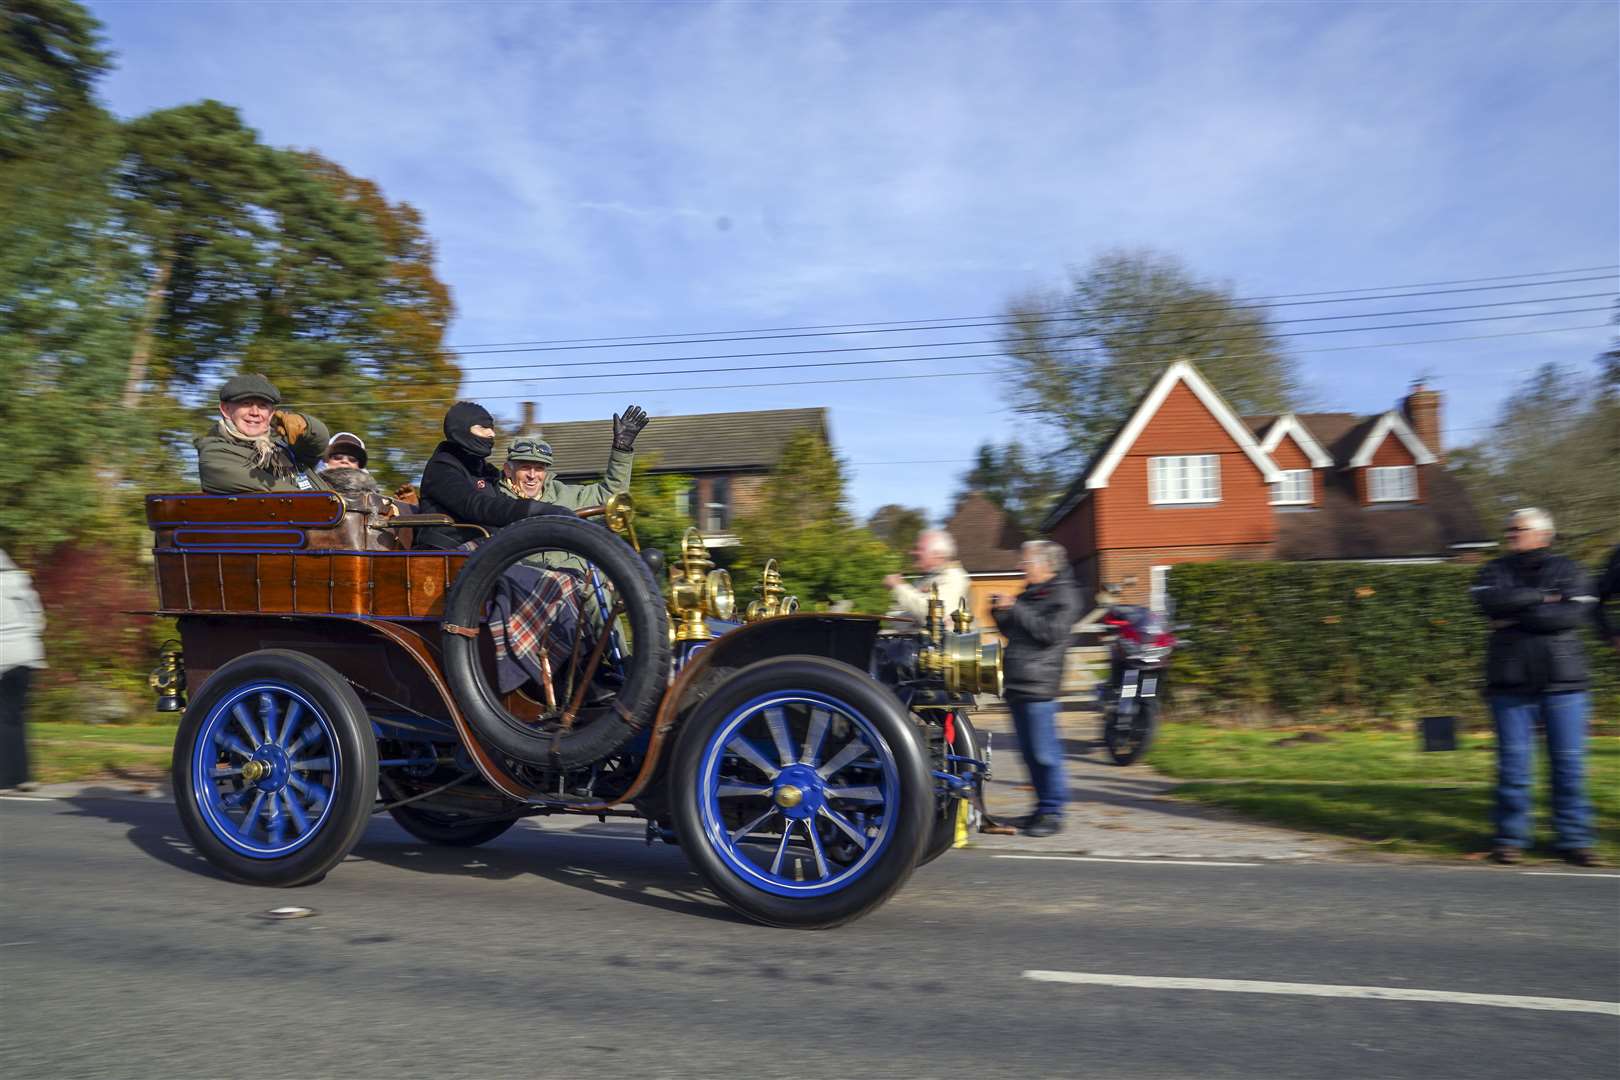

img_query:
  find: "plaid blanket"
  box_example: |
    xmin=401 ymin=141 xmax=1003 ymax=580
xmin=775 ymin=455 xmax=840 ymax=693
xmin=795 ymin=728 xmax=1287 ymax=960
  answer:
xmin=487 ymin=563 xmax=587 ymax=696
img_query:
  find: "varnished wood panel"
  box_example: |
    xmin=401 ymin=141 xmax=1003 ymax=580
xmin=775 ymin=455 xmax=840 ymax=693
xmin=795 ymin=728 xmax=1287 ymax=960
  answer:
xmin=293 ymin=554 xmax=332 ymax=614
xmin=147 ymin=492 xmax=343 ymax=528
xmin=408 ymin=554 xmax=449 ymax=618
xmin=329 ymin=555 xmax=369 ymax=616
xmin=219 ymin=554 xmax=260 ymax=611
xmin=372 ymin=556 xmax=409 ymax=617
xmin=189 ymin=553 xmax=226 ymax=611
xmin=156 ymin=553 xmax=190 ymax=610
xmin=258 ymin=555 xmax=294 ymax=612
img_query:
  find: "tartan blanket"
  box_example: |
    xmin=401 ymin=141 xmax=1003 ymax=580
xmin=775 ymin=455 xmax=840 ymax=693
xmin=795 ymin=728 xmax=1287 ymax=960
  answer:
xmin=487 ymin=563 xmax=586 ymax=696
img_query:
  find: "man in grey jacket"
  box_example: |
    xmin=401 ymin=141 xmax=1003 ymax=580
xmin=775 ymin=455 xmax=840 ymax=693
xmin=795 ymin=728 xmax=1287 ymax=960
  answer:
xmin=0 ymin=549 xmax=45 ymax=790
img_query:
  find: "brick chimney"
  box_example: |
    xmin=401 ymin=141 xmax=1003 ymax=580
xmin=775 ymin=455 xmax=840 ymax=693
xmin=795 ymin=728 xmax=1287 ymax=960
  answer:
xmin=520 ymin=400 xmax=537 ymax=433
xmin=1403 ymin=382 xmax=1442 ymax=461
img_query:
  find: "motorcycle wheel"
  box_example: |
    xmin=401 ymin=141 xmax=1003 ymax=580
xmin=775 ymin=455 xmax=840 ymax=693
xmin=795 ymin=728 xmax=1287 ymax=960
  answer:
xmin=1103 ymin=699 xmax=1158 ymax=766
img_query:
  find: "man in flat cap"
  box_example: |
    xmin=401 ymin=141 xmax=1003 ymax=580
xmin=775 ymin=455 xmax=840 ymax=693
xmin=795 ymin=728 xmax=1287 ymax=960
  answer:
xmin=196 ymin=373 xmax=331 ymax=494
xmin=499 ymin=409 xmax=643 ymax=512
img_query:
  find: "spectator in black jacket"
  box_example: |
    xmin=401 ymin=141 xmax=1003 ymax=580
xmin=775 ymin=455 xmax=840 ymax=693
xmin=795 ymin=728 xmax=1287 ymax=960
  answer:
xmin=992 ymin=540 xmax=1081 ymax=838
xmin=413 ymin=401 xmax=571 ymax=550
xmin=1470 ymin=508 xmax=1599 ymax=867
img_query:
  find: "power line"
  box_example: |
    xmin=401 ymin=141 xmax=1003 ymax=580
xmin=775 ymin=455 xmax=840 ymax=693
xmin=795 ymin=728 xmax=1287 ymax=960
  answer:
xmin=448 ymin=264 xmax=1620 ymax=352
xmin=289 ymin=319 xmax=1611 ymax=409
xmin=450 ymin=288 xmax=1615 ymax=369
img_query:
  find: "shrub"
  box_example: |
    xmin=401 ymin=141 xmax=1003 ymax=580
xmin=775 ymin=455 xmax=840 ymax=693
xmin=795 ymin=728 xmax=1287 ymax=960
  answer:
xmin=1168 ymin=562 xmax=1619 ymax=728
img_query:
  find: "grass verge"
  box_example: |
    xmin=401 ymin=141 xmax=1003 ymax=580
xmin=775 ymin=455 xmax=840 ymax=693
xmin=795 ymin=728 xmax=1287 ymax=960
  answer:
xmin=1148 ymin=723 xmax=1619 ymax=862
xmin=25 ymin=722 xmax=178 ymax=784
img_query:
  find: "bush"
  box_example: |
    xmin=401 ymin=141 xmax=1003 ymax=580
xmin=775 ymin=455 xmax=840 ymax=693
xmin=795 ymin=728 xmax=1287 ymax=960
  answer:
xmin=1168 ymin=562 xmax=1619 ymax=728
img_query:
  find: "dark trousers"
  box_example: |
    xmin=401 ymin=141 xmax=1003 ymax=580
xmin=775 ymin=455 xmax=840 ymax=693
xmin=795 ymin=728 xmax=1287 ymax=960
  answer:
xmin=0 ymin=666 xmax=32 ymax=788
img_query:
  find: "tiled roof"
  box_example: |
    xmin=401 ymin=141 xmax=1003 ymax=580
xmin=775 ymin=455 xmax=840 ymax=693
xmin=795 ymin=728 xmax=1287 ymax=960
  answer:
xmin=509 ymin=408 xmax=830 ymax=479
xmin=947 ymin=490 xmax=1027 ymax=573
xmin=1272 ymin=464 xmax=1489 ymax=559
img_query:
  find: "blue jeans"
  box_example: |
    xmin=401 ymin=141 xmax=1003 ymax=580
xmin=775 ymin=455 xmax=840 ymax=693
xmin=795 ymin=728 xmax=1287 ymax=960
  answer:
xmin=1008 ymin=697 xmax=1067 ymax=817
xmin=1490 ymin=691 xmax=1594 ymax=851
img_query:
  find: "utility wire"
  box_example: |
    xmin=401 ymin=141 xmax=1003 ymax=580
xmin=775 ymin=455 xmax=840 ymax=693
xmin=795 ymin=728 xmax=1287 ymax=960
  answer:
xmin=448 ymin=264 xmax=1620 ymax=352
xmin=450 ymin=289 xmax=1615 ymax=368
xmin=292 ymin=319 xmax=1611 ymax=409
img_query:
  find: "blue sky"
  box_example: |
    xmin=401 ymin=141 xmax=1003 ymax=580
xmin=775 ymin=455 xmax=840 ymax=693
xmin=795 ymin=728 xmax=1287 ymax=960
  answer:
xmin=89 ymin=0 xmax=1618 ymax=520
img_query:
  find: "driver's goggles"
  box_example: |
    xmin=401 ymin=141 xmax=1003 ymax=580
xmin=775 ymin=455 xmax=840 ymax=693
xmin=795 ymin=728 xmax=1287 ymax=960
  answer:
xmin=506 ymin=439 xmax=554 ymax=464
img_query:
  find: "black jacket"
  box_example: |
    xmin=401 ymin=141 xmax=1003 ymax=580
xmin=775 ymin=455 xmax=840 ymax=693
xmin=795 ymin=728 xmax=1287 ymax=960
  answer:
xmin=993 ymin=565 xmax=1081 ymax=701
xmin=1471 ymin=550 xmax=1593 ymax=694
xmin=413 ymin=441 xmax=569 ymax=550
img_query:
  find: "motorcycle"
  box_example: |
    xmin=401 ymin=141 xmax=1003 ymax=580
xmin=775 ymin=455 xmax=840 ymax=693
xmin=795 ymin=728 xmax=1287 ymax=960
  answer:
xmin=1096 ymin=602 xmax=1178 ymax=765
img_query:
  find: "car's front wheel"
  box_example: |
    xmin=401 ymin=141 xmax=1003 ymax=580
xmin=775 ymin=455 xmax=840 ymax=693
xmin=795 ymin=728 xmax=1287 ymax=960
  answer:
xmin=670 ymin=657 xmax=931 ymax=929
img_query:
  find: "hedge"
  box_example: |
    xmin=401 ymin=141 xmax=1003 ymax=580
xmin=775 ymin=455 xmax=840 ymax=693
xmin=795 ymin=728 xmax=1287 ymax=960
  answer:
xmin=1166 ymin=562 xmax=1620 ymax=728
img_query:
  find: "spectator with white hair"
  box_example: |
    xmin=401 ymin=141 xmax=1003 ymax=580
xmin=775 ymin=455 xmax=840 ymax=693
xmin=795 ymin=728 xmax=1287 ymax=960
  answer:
xmin=991 ymin=540 xmax=1081 ymax=837
xmin=1470 ymin=507 xmax=1599 ymax=867
xmin=884 ymin=529 xmax=970 ymax=624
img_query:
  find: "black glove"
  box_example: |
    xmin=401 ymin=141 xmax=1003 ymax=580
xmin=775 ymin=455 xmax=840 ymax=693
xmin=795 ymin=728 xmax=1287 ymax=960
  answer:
xmin=612 ymin=405 xmax=649 ymax=452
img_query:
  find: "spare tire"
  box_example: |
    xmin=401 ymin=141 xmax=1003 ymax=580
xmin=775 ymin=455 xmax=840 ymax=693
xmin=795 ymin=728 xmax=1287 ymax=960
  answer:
xmin=441 ymin=515 xmax=671 ymax=769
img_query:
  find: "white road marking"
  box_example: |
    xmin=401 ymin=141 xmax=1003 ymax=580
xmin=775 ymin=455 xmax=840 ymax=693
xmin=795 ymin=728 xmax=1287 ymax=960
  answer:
xmin=1022 ymin=971 xmax=1620 ymax=1016
xmin=995 ymin=855 xmax=1260 ymax=867
xmin=0 ymin=795 xmax=50 ymax=802
xmin=1522 ymin=872 xmax=1620 ymax=879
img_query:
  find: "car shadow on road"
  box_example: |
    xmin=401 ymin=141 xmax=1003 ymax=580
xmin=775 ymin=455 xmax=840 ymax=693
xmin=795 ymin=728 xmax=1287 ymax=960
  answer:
xmin=58 ymin=793 xmax=747 ymax=924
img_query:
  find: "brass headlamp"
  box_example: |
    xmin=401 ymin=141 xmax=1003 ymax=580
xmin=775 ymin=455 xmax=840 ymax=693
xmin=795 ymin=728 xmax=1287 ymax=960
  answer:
xmin=916 ymin=585 xmax=1003 ymax=696
xmin=744 ymin=558 xmax=800 ymax=621
xmin=668 ymin=527 xmax=735 ymax=640
xmin=149 ymin=640 xmax=186 ymax=713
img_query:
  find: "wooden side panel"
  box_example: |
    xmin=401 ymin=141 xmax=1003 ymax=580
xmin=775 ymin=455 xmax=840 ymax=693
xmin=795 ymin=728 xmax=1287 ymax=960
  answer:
xmin=329 ymin=555 xmax=370 ymax=616
xmin=257 ymin=555 xmax=294 ymax=612
xmin=186 ymin=553 xmax=225 ymax=611
xmin=372 ymin=556 xmax=409 ymax=617
xmin=408 ymin=554 xmax=450 ymax=618
xmin=219 ymin=554 xmax=260 ymax=611
xmin=293 ymin=554 xmax=332 ymax=614
xmin=156 ymin=552 xmax=190 ymax=609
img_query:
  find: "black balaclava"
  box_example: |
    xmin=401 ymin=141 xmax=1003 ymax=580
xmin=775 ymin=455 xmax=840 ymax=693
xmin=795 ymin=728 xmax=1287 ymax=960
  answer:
xmin=444 ymin=401 xmax=495 ymax=458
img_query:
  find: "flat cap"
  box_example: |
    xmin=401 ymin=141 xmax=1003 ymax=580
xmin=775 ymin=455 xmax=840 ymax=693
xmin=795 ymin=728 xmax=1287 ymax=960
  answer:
xmin=506 ymin=437 xmax=555 ymax=465
xmin=219 ymin=372 xmax=281 ymax=405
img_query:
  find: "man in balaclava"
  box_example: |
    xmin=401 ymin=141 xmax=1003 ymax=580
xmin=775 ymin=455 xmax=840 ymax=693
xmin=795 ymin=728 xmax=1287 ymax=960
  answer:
xmin=413 ymin=401 xmax=571 ymax=550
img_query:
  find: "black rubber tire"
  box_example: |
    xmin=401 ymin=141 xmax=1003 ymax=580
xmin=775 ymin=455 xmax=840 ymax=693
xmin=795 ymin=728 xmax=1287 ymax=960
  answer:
xmin=920 ymin=712 xmax=983 ymax=867
xmin=441 ymin=515 xmax=671 ymax=769
xmin=1103 ymin=699 xmax=1159 ymax=765
xmin=669 ymin=656 xmax=932 ymax=930
xmin=387 ymin=804 xmax=521 ymax=847
xmin=172 ymin=650 xmax=377 ymax=887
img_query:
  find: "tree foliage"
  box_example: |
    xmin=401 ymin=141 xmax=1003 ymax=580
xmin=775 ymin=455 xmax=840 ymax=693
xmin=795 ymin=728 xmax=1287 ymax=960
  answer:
xmin=732 ymin=431 xmax=898 ymax=613
xmin=1453 ymin=361 xmax=1619 ymax=563
xmin=955 ymin=440 xmax=1060 ymax=534
xmin=865 ymin=504 xmax=928 ymax=568
xmin=1002 ymin=249 xmax=1298 ymax=464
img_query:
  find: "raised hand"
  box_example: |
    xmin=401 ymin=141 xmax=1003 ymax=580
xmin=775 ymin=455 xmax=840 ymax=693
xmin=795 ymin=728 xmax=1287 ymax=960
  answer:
xmin=612 ymin=405 xmax=649 ymax=452
xmin=271 ymin=410 xmax=308 ymax=444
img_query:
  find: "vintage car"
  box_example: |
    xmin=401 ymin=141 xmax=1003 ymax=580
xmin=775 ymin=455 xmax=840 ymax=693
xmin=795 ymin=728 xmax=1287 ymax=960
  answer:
xmin=144 ymin=488 xmax=1001 ymax=928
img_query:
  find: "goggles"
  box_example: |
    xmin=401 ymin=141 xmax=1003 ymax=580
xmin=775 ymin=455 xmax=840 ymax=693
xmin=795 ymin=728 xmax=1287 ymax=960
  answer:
xmin=506 ymin=439 xmax=554 ymax=465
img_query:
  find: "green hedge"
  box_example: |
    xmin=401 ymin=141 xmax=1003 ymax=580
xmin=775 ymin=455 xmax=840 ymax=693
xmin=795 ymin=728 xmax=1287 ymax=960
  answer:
xmin=1167 ymin=562 xmax=1620 ymax=727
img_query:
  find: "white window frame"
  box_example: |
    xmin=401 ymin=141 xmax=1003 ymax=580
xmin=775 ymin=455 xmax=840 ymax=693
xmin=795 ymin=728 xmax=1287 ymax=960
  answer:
xmin=1148 ymin=454 xmax=1221 ymax=505
xmin=1150 ymin=564 xmax=1172 ymax=613
xmin=1367 ymin=465 xmax=1416 ymax=503
xmin=1270 ymin=468 xmax=1313 ymax=506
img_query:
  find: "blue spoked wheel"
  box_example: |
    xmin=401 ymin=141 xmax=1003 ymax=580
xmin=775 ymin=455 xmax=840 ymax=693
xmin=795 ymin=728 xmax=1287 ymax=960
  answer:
xmin=173 ymin=650 xmax=377 ymax=886
xmin=670 ymin=657 xmax=931 ymax=928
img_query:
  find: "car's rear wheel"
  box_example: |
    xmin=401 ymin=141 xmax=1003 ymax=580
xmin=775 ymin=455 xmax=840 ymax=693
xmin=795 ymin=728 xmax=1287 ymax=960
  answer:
xmin=670 ymin=656 xmax=931 ymax=929
xmin=173 ymin=650 xmax=376 ymax=886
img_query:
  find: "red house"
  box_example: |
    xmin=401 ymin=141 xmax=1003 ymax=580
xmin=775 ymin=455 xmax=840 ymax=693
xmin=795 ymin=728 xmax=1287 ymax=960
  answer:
xmin=1042 ymin=361 xmax=1490 ymax=610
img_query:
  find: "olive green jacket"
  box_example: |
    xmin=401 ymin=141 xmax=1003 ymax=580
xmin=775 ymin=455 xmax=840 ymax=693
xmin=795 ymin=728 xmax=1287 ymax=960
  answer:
xmin=498 ymin=448 xmax=633 ymax=510
xmin=195 ymin=413 xmax=331 ymax=494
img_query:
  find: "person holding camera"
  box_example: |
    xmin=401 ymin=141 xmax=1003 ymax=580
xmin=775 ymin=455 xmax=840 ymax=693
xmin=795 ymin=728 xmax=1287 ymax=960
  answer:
xmin=991 ymin=540 xmax=1081 ymax=838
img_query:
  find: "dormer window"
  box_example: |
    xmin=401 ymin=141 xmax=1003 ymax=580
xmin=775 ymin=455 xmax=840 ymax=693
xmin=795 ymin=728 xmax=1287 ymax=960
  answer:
xmin=1368 ymin=465 xmax=1416 ymax=503
xmin=1270 ymin=469 xmax=1313 ymax=506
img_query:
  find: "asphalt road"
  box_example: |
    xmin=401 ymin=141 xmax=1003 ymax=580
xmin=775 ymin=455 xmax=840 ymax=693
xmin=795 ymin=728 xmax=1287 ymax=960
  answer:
xmin=1 ymin=794 xmax=1616 ymax=1080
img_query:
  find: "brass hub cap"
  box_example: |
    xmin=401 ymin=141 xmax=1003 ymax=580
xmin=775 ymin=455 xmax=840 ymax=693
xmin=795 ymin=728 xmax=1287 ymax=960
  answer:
xmin=774 ymin=785 xmax=804 ymax=809
xmin=242 ymin=759 xmax=270 ymax=783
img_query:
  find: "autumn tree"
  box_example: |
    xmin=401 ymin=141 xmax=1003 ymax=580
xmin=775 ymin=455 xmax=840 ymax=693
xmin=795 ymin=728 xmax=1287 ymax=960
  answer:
xmin=1002 ymin=249 xmax=1298 ymax=464
xmin=732 ymin=432 xmax=898 ymax=613
xmin=866 ymin=504 xmax=928 ymax=567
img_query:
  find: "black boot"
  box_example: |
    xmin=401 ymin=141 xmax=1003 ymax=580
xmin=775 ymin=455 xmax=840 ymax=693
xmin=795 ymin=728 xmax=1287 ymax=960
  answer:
xmin=1024 ymin=813 xmax=1063 ymax=838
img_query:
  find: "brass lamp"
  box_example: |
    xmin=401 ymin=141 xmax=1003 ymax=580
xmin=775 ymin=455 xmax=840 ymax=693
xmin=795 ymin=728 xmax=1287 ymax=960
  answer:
xmin=149 ymin=640 xmax=186 ymax=713
xmin=668 ymin=528 xmax=735 ymax=640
